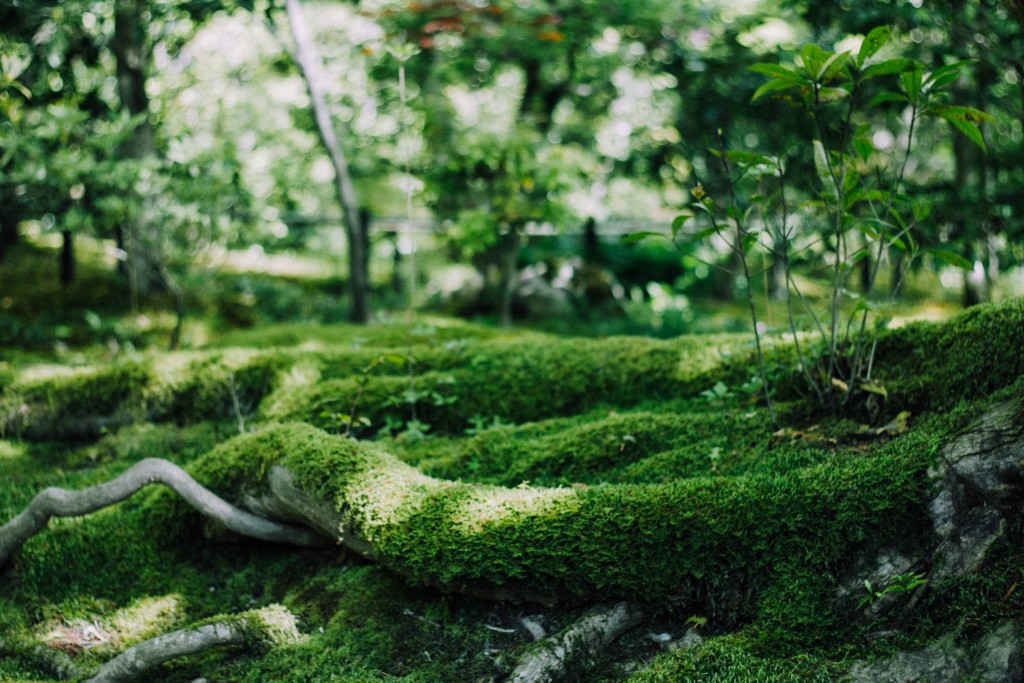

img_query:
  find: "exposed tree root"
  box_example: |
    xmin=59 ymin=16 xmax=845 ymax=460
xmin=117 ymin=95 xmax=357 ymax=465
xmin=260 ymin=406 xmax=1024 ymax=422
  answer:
xmin=504 ymin=602 xmax=649 ymax=683
xmin=83 ymin=623 xmax=246 ymax=683
xmin=84 ymin=605 xmax=301 ymax=683
xmin=0 ymin=458 xmax=328 ymax=569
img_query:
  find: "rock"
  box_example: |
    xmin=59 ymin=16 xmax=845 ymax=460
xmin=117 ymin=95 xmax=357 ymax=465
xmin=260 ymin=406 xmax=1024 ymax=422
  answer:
xmin=847 ymin=622 xmax=1022 ymax=683
xmin=836 ymin=546 xmax=921 ymax=619
xmin=972 ymin=622 xmax=1023 ymax=683
xmin=847 ymin=635 xmax=967 ymax=683
xmin=667 ymin=628 xmax=703 ymax=651
xmin=839 ymin=400 xmax=1023 ymax=620
xmin=930 ymin=506 xmax=1006 ymax=583
xmin=928 ymin=400 xmax=1024 ymax=536
xmin=926 ymin=399 xmax=1023 ymax=582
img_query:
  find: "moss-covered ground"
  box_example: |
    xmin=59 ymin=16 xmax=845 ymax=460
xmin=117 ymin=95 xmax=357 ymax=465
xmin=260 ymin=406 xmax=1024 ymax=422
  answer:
xmin=1 ymin=299 xmax=1023 ymax=681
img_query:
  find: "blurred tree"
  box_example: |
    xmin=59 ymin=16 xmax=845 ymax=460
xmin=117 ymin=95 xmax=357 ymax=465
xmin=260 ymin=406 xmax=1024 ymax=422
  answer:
xmin=372 ymin=0 xmax=673 ymax=324
xmin=777 ymin=0 xmax=1023 ymax=304
xmin=276 ymin=0 xmax=370 ymax=323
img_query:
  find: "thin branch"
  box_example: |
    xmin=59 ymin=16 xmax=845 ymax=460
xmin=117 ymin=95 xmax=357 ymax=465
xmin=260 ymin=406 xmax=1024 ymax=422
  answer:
xmin=505 ymin=602 xmax=648 ymax=683
xmin=0 ymin=458 xmax=328 ymax=568
xmin=717 ymin=141 xmax=776 ymax=426
xmin=84 ymin=606 xmax=301 ymax=683
xmin=85 ymin=622 xmax=245 ymax=683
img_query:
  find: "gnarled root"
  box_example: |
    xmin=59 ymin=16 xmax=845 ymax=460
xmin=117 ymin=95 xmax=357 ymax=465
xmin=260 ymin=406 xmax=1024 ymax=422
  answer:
xmin=84 ymin=605 xmax=301 ymax=683
xmin=0 ymin=458 xmax=328 ymax=569
xmin=505 ymin=602 xmax=649 ymax=683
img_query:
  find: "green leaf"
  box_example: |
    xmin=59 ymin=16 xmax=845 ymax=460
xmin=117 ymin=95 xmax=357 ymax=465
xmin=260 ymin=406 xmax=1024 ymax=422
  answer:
xmin=900 ymin=65 xmax=924 ymax=104
xmin=752 ymin=78 xmax=798 ymax=102
xmin=799 ymin=44 xmax=828 ymax=79
xmin=688 ymin=225 xmax=721 ymax=242
xmin=860 ymin=382 xmax=888 ymax=398
xmin=623 ymin=231 xmax=667 ymax=244
xmin=927 ymin=247 xmax=972 ymax=270
xmin=924 ymin=60 xmax=975 ymax=92
xmin=842 ymin=168 xmax=859 ymax=194
xmin=862 ymin=58 xmax=918 ymax=80
xmin=853 ymin=136 xmax=874 ymax=161
xmin=819 ymin=51 xmax=852 ymax=82
xmin=857 ymin=26 xmax=891 ymax=67
xmin=868 ymin=91 xmax=908 ymax=107
xmin=671 ymin=212 xmax=693 ymax=239
xmin=748 ymin=63 xmax=804 ymax=82
xmin=741 ymin=231 xmax=760 ymax=253
xmin=812 ymin=140 xmax=836 ymax=196
xmin=926 ymin=104 xmax=995 ymax=124
xmin=927 ymin=106 xmax=993 ymax=154
xmin=854 ymin=222 xmax=880 ymax=240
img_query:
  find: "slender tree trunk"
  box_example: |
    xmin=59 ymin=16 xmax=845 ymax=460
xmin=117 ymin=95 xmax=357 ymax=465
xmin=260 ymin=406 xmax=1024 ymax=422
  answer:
xmin=284 ymin=0 xmax=370 ymax=323
xmin=498 ymin=228 xmax=521 ymax=328
xmin=768 ymin=232 xmax=788 ymax=301
xmin=60 ymin=230 xmax=75 ymax=287
xmin=112 ymin=0 xmax=159 ymax=309
xmin=0 ymin=209 xmax=20 ymax=261
xmin=890 ymin=251 xmax=904 ymax=297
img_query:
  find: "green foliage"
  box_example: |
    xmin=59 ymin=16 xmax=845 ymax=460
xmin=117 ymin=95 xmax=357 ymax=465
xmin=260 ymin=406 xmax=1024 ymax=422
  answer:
xmin=633 ymin=26 xmax=995 ymax=417
xmin=857 ymin=571 xmax=927 ymax=611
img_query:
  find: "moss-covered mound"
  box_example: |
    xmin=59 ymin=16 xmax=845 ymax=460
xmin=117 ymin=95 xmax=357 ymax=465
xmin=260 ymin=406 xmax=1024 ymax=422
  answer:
xmin=183 ymin=419 xmax=940 ymax=617
xmin=874 ymin=297 xmax=1024 ymax=413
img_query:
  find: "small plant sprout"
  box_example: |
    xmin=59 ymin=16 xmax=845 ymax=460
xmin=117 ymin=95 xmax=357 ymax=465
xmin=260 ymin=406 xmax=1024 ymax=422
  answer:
xmin=629 ymin=26 xmax=991 ymax=418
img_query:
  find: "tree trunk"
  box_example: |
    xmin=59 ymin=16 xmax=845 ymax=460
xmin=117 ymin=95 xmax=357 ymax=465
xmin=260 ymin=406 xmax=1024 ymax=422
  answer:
xmin=498 ymin=228 xmax=521 ymax=328
xmin=284 ymin=0 xmax=370 ymax=324
xmin=0 ymin=210 xmax=19 ymax=261
xmin=60 ymin=230 xmax=75 ymax=287
xmin=112 ymin=0 xmax=159 ymax=308
xmin=768 ymin=232 xmax=788 ymax=301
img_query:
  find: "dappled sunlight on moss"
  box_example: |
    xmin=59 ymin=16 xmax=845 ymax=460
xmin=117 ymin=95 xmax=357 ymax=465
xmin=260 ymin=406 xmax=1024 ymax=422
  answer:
xmin=33 ymin=593 xmax=185 ymax=657
xmin=443 ymin=484 xmax=578 ymax=534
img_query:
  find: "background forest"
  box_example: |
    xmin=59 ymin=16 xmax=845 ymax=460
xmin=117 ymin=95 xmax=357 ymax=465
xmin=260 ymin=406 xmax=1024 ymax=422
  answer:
xmin=1 ymin=0 xmax=1022 ymax=349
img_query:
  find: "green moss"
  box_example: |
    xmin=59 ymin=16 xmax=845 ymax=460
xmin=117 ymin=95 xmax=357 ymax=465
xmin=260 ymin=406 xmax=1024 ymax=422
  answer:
xmin=1 ymin=361 xmax=153 ymax=438
xmin=627 ymin=632 xmax=841 ymax=682
xmin=4 ymin=305 xmax=1023 ymax=682
xmin=206 ymin=317 xmax=510 ymax=349
xmin=402 ymin=401 xmax=834 ymax=486
xmin=872 ymin=299 xmax=1024 ymax=414
xmin=264 ymin=335 xmax=746 ymax=436
xmin=180 ymin=419 xmax=936 ymax=633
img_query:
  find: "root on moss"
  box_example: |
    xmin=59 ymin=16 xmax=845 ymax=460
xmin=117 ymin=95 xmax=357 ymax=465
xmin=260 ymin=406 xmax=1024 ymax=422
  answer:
xmin=505 ymin=602 xmax=649 ymax=683
xmin=0 ymin=457 xmax=328 ymax=569
xmin=83 ymin=605 xmax=301 ymax=683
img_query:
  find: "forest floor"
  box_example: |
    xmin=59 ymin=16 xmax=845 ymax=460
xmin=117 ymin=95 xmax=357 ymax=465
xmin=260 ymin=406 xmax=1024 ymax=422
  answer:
xmin=1 ymin=237 xmax=1023 ymax=682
